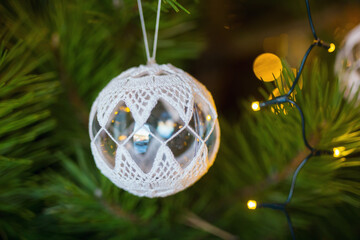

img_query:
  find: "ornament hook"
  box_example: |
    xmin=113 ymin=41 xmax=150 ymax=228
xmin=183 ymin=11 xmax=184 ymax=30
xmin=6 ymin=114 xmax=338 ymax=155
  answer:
xmin=137 ymin=0 xmax=162 ymax=64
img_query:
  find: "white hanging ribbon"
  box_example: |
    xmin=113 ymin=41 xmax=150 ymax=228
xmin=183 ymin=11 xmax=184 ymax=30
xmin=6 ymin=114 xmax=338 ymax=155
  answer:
xmin=137 ymin=0 xmax=162 ymax=64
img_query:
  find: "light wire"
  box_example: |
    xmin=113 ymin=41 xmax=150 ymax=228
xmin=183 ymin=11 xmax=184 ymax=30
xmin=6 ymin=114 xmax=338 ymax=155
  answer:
xmin=251 ymin=0 xmax=335 ymax=239
xmin=306 ymin=0 xmax=318 ymax=40
xmin=287 ymin=43 xmax=316 ymax=96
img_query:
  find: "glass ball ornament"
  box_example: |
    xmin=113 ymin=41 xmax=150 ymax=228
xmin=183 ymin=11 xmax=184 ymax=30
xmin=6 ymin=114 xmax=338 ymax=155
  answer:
xmin=335 ymin=24 xmax=360 ymax=102
xmin=89 ymin=63 xmax=220 ymax=198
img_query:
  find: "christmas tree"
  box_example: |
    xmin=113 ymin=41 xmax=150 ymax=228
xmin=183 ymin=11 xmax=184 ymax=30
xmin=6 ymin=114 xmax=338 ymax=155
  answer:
xmin=1 ymin=0 xmax=360 ymax=239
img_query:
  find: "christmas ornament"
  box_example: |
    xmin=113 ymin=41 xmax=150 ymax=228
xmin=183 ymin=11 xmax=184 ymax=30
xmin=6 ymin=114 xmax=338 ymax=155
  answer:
xmin=89 ymin=0 xmax=220 ymax=198
xmin=335 ymin=24 xmax=360 ymax=102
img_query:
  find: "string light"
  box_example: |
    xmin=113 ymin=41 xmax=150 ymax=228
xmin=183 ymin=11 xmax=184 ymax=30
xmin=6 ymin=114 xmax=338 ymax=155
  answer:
xmin=333 ymin=148 xmax=340 ymax=157
xmin=328 ymin=43 xmax=336 ymax=53
xmin=251 ymin=101 xmax=261 ymax=111
xmin=247 ymin=200 xmax=257 ymax=210
xmin=333 ymin=147 xmax=345 ymax=157
xmin=248 ymin=0 xmax=337 ymax=239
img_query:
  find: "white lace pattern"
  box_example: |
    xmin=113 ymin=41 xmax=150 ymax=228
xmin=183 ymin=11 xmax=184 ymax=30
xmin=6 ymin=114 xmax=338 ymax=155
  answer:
xmin=89 ymin=63 xmax=220 ymax=198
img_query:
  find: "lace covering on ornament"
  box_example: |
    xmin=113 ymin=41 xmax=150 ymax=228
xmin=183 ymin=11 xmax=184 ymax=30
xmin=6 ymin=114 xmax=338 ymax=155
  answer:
xmin=335 ymin=25 xmax=360 ymax=102
xmin=89 ymin=63 xmax=220 ymax=197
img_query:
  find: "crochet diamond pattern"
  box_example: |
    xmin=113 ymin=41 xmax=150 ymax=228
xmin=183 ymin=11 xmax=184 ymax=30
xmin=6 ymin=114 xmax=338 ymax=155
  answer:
xmin=89 ymin=63 xmax=220 ymax=198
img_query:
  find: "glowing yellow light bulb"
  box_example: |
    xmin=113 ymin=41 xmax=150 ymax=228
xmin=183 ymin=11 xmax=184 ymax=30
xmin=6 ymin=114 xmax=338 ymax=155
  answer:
xmin=247 ymin=200 xmax=257 ymax=210
xmin=251 ymin=101 xmax=260 ymax=111
xmin=206 ymin=115 xmax=212 ymax=121
xmin=333 ymin=147 xmax=341 ymax=157
xmin=328 ymin=43 xmax=335 ymax=53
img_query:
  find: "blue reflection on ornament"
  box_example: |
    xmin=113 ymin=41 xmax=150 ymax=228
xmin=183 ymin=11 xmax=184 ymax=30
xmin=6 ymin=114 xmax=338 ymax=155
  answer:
xmin=156 ymin=112 xmax=175 ymax=139
xmin=133 ymin=123 xmax=151 ymax=154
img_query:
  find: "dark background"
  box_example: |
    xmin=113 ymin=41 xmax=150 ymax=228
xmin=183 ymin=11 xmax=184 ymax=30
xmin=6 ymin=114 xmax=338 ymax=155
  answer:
xmin=183 ymin=0 xmax=360 ymax=117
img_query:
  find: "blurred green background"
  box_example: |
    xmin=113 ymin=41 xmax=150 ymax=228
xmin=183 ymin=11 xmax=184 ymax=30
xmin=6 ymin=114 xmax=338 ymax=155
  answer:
xmin=1 ymin=0 xmax=360 ymax=239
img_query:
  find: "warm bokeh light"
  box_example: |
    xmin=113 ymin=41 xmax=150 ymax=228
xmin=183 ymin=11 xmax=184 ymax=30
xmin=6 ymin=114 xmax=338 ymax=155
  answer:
xmin=119 ymin=106 xmax=131 ymax=112
xmin=247 ymin=200 xmax=257 ymax=210
xmin=251 ymin=101 xmax=260 ymax=111
xmin=118 ymin=135 xmax=127 ymax=141
xmin=272 ymin=88 xmax=281 ymax=98
xmin=206 ymin=115 xmax=212 ymax=121
xmin=328 ymin=43 xmax=336 ymax=53
xmin=333 ymin=147 xmax=341 ymax=157
xmin=253 ymin=53 xmax=283 ymax=82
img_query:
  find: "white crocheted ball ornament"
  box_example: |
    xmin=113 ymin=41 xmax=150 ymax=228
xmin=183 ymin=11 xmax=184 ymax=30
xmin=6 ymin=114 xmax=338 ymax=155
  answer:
xmin=89 ymin=63 xmax=220 ymax=198
xmin=335 ymin=24 xmax=360 ymax=102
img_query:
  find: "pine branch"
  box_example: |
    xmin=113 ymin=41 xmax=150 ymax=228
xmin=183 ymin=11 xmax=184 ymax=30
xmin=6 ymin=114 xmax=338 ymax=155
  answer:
xmin=182 ymin=211 xmax=238 ymax=240
xmin=0 ymin=33 xmax=59 ymax=238
xmin=164 ymin=0 xmax=191 ymax=14
xmin=234 ymin=135 xmax=320 ymax=201
xmin=52 ymin=40 xmax=90 ymax=128
xmin=101 ymin=199 xmax=142 ymax=223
